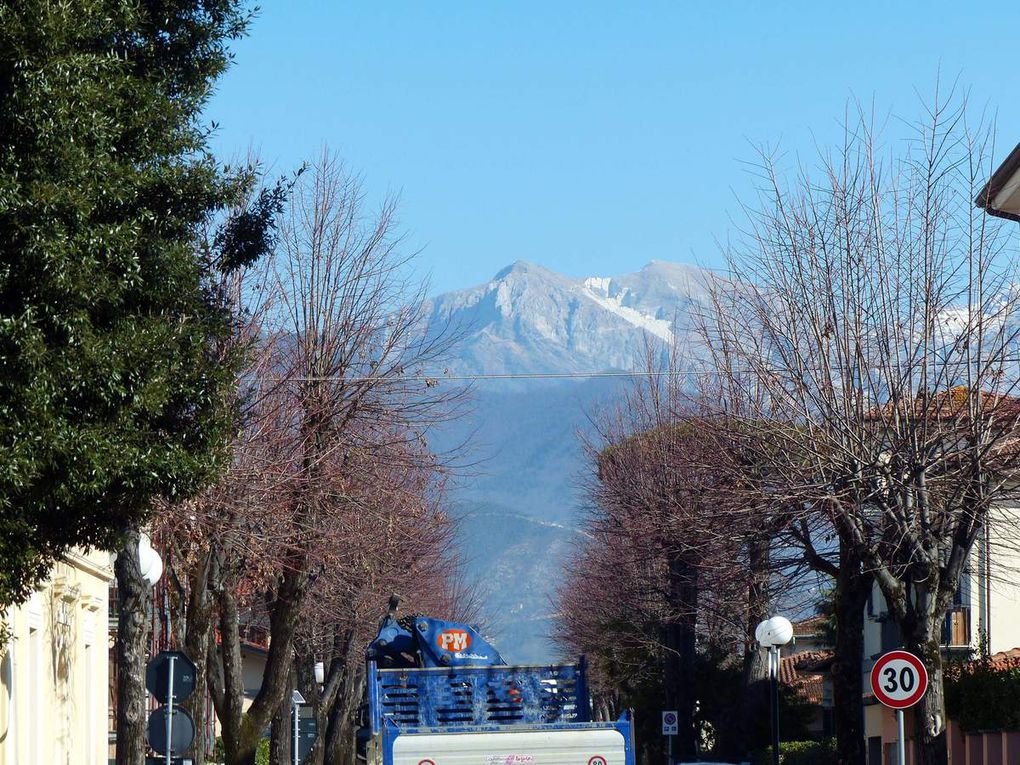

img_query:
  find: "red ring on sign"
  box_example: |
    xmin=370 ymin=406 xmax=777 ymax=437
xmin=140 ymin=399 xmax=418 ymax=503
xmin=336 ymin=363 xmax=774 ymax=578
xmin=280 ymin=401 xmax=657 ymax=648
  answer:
xmin=870 ymin=650 xmax=928 ymax=709
xmin=589 ymin=757 xmax=608 ymax=765
xmin=419 ymin=759 xmax=436 ymax=765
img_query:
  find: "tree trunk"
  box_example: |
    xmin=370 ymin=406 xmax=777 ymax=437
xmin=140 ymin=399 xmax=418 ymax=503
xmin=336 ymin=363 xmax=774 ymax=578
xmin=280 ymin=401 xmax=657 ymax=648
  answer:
xmin=270 ymin=694 xmax=293 ymax=765
xmin=210 ymin=586 xmax=266 ymax=765
xmin=664 ymin=553 xmax=698 ymax=761
xmin=178 ymin=550 xmax=214 ymax=764
xmin=226 ymin=741 xmax=262 ymax=765
xmin=902 ymin=609 xmax=948 ymax=765
xmin=737 ymin=535 xmax=771 ymax=757
xmin=325 ymin=664 xmax=365 ymax=765
xmin=115 ymin=527 xmax=152 ymax=765
xmin=830 ymin=548 xmax=870 ymax=765
xmin=213 ymin=565 xmax=305 ymax=765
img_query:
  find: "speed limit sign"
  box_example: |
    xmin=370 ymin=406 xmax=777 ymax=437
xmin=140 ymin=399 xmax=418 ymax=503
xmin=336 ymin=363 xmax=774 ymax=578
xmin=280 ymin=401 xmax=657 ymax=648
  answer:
xmin=870 ymin=650 xmax=928 ymax=709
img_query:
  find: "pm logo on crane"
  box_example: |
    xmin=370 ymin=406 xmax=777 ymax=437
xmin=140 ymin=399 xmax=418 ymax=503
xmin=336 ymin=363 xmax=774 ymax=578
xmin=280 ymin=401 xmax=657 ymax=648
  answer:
xmin=437 ymin=629 xmax=472 ymax=652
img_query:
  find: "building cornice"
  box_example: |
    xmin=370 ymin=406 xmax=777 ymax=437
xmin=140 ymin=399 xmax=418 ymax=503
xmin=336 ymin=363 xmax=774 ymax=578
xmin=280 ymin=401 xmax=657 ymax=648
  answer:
xmin=61 ymin=550 xmax=114 ymax=583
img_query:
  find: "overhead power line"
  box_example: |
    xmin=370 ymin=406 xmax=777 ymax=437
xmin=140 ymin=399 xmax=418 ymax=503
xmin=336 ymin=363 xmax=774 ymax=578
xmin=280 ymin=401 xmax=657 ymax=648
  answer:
xmin=294 ymin=371 xmax=678 ymax=383
xmin=290 ymin=358 xmax=1020 ymax=385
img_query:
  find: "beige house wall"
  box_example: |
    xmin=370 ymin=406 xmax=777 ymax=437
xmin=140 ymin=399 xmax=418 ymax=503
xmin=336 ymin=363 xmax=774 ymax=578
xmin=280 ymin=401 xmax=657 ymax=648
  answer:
xmin=0 ymin=549 xmax=112 ymax=765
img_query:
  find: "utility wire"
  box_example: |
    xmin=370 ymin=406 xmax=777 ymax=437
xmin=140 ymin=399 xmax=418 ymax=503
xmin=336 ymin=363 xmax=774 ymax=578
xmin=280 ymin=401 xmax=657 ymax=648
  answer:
xmin=293 ymin=371 xmax=678 ymax=382
xmin=287 ymin=358 xmax=1020 ymax=385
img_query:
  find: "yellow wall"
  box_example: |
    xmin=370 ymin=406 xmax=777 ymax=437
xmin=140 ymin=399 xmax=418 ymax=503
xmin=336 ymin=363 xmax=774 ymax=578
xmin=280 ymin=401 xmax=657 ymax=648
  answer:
xmin=0 ymin=549 xmax=112 ymax=765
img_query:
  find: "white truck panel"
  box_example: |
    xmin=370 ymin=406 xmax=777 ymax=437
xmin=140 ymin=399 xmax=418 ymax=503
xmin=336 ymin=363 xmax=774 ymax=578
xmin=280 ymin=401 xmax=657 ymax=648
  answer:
xmin=391 ymin=729 xmax=626 ymax=765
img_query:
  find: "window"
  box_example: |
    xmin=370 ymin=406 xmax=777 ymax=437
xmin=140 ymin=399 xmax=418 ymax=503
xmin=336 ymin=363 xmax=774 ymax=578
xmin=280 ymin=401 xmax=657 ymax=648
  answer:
xmin=881 ymin=618 xmax=902 ymax=652
xmin=867 ymin=736 xmax=882 ymax=764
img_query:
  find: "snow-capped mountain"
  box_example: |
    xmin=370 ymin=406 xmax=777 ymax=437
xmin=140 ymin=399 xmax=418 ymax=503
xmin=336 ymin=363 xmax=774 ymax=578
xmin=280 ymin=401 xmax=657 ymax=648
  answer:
xmin=425 ymin=260 xmax=716 ymax=662
xmin=425 ymin=260 xmax=714 ymax=380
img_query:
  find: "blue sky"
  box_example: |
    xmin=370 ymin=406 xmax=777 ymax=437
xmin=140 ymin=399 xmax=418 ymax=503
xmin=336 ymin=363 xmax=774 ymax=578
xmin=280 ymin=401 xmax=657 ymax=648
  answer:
xmin=207 ymin=2 xmax=1020 ymax=295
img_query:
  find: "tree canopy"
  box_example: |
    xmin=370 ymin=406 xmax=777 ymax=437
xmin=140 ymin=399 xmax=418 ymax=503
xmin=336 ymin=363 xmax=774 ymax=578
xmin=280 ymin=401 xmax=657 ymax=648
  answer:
xmin=0 ymin=0 xmax=265 ymax=609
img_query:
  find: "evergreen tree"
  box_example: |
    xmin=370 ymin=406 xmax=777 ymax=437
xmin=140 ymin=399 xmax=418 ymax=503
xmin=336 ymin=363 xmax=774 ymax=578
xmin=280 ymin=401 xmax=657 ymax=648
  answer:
xmin=0 ymin=0 xmax=268 ymax=611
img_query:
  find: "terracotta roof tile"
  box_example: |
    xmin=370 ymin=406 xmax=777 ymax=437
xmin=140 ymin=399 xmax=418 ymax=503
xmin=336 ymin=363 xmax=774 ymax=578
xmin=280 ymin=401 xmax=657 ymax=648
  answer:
xmin=864 ymin=387 xmax=1020 ymax=423
xmin=987 ymin=647 xmax=1020 ymax=669
xmin=779 ymin=650 xmax=834 ymax=706
xmin=793 ymin=615 xmax=828 ymax=636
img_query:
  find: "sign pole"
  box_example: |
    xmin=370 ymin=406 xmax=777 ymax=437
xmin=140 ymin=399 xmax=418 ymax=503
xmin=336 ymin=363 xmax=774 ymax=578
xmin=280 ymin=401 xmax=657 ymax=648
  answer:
xmin=667 ymin=731 xmax=671 ymax=765
xmin=293 ymin=696 xmax=300 ymax=765
xmin=165 ymin=654 xmax=176 ymax=765
xmin=770 ymin=647 xmax=780 ymax=765
xmin=897 ymin=709 xmax=905 ymax=765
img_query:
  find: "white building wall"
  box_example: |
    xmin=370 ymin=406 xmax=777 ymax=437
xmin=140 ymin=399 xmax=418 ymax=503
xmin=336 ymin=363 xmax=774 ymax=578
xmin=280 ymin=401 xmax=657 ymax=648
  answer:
xmin=0 ymin=550 xmax=112 ymax=765
xmin=986 ymin=505 xmax=1020 ymax=655
xmin=862 ymin=512 xmax=1020 ymax=756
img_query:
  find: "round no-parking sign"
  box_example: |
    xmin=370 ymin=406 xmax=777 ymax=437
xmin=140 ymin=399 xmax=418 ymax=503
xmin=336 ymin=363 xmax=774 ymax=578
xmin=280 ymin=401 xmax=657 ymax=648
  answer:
xmin=870 ymin=650 xmax=928 ymax=709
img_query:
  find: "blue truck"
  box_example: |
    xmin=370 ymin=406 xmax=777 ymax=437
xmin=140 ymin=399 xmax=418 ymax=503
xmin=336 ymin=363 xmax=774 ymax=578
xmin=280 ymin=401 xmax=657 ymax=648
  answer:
xmin=361 ymin=598 xmax=636 ymax=765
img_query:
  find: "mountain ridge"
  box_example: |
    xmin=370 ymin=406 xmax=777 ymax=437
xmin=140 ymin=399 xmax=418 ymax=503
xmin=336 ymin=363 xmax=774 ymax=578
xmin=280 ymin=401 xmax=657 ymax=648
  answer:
xmin=425 ymin=259 xmax=715 ymax=381
xmin=427 ymin=259 xmax=715 ymax=661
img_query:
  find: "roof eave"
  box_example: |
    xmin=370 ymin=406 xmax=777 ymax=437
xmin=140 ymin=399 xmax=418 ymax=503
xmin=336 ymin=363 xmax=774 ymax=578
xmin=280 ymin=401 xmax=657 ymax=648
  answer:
xmin=976 ymin=142 xmax=1020 ymax=221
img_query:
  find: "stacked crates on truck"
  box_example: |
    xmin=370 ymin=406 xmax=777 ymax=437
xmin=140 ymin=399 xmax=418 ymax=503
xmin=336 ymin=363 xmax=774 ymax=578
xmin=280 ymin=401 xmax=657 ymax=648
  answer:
xmin=364 ymin=653 xmax=635 ymax=765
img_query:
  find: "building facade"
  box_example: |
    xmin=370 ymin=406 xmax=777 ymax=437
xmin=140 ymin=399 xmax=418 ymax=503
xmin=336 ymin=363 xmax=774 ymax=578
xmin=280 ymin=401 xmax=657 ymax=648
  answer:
xmin=0 ymin=549 xmax=113 ymax=765
xmin=862 ymin=520 xmax=1020 ymax=764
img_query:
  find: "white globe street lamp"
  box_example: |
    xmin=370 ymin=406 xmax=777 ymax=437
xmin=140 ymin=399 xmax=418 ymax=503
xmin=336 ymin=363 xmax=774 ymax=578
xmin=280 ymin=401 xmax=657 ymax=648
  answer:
xmin=756 ymin=615 xmax=793 ymax=648
xmin=756 ymin=616 xmax=794 ymax=765
xmin=138 ymin=532 xmax=164 ymax=587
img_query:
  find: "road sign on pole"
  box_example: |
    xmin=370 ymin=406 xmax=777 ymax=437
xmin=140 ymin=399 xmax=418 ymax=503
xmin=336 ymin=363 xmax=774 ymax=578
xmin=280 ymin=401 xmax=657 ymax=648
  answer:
xmin=146 ymin=651 xmax=197 ymax=704
xmin=146 ymin=651 xmax=197 ymax=760
xmin=871 ymin=650 xmax=928 ymax=709
xmin=662 ymin=710 xmax=678 ymax=735
xmin=147 ymin=707 xmax=196 ymax=758
xmin=871 ymin=650 xmax=928 ymax=765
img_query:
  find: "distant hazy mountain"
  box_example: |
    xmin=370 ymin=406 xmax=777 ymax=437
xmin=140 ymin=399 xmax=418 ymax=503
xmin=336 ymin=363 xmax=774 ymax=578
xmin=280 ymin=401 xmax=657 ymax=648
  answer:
xmin=426 ymin=260 xmax=715 ymax=662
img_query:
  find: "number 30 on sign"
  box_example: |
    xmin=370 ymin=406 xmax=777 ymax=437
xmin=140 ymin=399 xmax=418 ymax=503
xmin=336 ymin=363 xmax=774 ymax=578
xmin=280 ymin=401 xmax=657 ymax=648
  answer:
xmin=870 ymin=650 xmax=929 ymax=709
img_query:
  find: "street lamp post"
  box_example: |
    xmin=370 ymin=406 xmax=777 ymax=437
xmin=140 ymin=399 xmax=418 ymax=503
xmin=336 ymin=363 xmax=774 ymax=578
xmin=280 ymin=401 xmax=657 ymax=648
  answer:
xmin=755 ymin=616 xmax=794 ymax=765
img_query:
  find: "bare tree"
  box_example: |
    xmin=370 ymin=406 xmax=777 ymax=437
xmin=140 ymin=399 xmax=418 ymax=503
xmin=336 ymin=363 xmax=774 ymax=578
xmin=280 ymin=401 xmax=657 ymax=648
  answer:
xmin=284 ymin=440 xmax=470 ymax=765
xmin=559 ymin=357 xmax=770 ymax=760
xmin=705 ymin=91 xmax=1020 ymax=765
xmin=160 ymin=150 xmax=464 ymax=765
xmin=698 ymin=300 xmax=874 ymax=764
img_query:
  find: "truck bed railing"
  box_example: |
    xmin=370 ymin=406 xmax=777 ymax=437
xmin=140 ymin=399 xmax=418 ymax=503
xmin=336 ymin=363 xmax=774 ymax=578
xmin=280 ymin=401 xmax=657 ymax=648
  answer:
xmin=368 ymin=659 xmax=591 ymax=732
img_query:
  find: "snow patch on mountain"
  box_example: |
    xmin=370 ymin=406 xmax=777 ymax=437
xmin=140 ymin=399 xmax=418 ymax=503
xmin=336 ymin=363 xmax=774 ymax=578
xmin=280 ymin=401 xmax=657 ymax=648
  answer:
xmin=580 ymin=276 xmax=674 ymax=344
